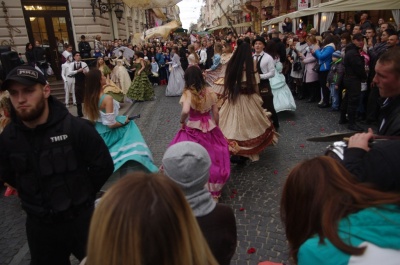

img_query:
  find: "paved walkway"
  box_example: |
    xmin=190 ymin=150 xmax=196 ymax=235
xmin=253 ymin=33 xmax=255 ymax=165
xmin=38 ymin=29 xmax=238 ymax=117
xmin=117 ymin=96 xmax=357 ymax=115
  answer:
xmin=0 ymin=85 xmax=374 ymax=265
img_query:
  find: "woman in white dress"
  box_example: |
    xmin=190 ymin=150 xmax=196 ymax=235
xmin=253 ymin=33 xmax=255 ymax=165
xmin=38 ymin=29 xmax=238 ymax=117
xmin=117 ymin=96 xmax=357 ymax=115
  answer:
xmin=166 ymin=46 xmax=185 ymax=97
xmin=187 ymin=44 xmax=199 ymax=67
xmin=266 ymin=42 xmax=296 ymax=112
xmin=110 ymin=51 xmax=131 ymax=95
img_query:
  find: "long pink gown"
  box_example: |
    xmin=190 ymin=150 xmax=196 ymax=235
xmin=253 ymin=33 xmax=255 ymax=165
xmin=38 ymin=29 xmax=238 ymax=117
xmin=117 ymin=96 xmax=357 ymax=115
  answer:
xmin=169 ymin=87 xmax=231 ymax=198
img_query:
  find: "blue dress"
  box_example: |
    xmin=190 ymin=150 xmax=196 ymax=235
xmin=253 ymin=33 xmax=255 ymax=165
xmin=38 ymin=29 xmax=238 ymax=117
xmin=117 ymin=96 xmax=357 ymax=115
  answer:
xmin=270 ymin=61 xmax=296 ymax=113
xmin=95 ymin=94 xmax=158 ymax=173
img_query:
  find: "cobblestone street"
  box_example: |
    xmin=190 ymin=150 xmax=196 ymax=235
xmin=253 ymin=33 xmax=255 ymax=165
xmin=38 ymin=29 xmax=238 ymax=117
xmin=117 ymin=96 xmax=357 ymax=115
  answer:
xmin=0 ymin=85 xmax=373 ymax=265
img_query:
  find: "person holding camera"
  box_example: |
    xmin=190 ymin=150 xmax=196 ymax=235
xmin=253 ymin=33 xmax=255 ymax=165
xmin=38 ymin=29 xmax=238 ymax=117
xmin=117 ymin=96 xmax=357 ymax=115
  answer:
xmin=290 ymin=32 xmax=308 ymax=100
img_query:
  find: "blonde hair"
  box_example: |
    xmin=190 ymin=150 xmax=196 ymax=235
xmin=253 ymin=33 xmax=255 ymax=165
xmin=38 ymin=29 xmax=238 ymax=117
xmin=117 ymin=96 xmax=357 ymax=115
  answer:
xmin=86 ymin=173 xmax=218 ymax=265
xmin=306 ymin=35 xmax=317 ymax=44
xmin=188 ymin=44 xmax=200 ymax=63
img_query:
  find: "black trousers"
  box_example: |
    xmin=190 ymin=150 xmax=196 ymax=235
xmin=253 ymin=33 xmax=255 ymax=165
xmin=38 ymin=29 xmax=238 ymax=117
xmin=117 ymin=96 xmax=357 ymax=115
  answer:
xmin=341 ymin=77 xmax=362 ymax=123
xmin=318 ymin=71 xmax=329 ymax=104
xmin=26 ymin=207 xmax=93 ymax=265
xmin=260 ymin=80 xmax=279 ymax=128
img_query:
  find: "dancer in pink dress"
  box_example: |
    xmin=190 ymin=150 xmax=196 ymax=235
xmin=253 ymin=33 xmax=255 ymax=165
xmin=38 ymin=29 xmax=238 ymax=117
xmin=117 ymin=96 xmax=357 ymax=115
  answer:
xmin=169 ymin=66 xmax=230 ymax=201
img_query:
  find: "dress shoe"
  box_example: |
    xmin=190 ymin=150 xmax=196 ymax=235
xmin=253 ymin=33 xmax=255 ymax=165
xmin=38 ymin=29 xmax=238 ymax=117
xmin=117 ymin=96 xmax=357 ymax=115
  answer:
xmin=338 ymin=118 xmax=349 ymax=124
xmin=318 ymin=103 xmax=329 ymax=108
xmin=306 ymin=98 xmax=316 ymax=103
xmin=347 ymin=124 xmax=364 ymax=132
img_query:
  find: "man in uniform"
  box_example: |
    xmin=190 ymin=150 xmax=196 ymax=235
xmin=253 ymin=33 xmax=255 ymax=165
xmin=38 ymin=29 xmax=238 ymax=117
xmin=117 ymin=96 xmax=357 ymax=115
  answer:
xmin=0 ymin=65 xmax=114 ymax=265
xmin=253 ymin=36 xmax=279 ymax=129
xmin=69 ymin=51 xmax=88 ymax=117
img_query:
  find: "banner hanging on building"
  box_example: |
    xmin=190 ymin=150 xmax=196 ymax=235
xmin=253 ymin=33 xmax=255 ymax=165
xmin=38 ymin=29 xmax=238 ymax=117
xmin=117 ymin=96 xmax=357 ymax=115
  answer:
xmin=298 ymin=0 xmax=309 ymax=10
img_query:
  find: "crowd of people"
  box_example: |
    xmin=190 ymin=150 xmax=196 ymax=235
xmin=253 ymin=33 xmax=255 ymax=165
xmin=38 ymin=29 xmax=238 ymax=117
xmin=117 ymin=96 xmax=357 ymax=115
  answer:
xmin=0 ymin=11 xmax=400 ymax=265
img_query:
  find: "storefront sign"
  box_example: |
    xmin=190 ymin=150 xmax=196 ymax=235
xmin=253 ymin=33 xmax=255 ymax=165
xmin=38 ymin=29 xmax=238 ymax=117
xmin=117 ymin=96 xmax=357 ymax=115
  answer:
xmin=298 ymin=0 xmax=309 ymax=10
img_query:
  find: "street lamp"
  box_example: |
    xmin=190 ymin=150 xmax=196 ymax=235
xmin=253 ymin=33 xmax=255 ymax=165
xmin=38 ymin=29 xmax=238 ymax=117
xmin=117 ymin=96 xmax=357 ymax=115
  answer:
xmin=90 ymin=0 xmax=125 ymax=21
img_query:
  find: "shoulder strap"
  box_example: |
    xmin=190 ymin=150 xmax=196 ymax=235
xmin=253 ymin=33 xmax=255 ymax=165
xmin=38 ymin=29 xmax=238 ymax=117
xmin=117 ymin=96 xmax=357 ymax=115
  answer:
xmin=98 ymin=94 xmax=107 ymax=108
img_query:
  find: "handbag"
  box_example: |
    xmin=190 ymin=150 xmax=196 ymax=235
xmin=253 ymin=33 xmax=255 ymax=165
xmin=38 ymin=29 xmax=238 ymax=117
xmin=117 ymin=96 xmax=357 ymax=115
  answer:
xmin=293 ymin=59 xmax=302 ymax=72
xmin=312 ymin=61 xmax=320 ymax=73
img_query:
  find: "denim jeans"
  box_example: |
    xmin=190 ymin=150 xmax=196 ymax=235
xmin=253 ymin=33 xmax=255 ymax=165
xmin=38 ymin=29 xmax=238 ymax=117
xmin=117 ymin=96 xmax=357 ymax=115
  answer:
xmin=330 ymin=83 xmax=340 ymax=110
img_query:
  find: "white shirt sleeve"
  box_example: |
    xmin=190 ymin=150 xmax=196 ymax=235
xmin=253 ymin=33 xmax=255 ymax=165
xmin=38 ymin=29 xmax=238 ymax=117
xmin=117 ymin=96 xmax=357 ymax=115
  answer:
xmin=259 ymin=53 xmax=275 ymax=80
xmin=200 ymin=49 xmax=207 ymax=64
xmin=61 ymin=64 xmax=67 ymax=82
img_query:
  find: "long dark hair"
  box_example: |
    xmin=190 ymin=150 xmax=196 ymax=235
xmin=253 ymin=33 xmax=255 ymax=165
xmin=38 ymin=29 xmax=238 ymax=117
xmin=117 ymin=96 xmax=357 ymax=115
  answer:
xmin=281 ymin=156 xmax=400 ymax=262
xmin=83 ymin=69 xmax=103 ymax=122
xmin=184 ymin=66 xmax=205 ymax=92
xmin=265 ymin=41 xmax=278 ymax=59
xmin=184 ymin=66 xmax=207 ymax=110
xmin=323 ymin=34 xmax=336 ymax=48
xmin=224 ymin=41 xmax=256 ymax=102
xmin=25 ymin=42 xmax=32 ymax=51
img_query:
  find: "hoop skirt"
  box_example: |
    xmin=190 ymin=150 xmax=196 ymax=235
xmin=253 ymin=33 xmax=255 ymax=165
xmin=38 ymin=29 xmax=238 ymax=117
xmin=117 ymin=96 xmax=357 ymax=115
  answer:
xmin=95 ymin=95 xmax=157 ymax=173
xmin=219 ymin=92 xmax=278 ymax=161
xmin=111 ymin=64 xmax=131 ymax=95
xmin=205 ymin=53 xmax=232 ymax=96
xmin=126 ymin=62 xmax=155 ymax=101
xmin=169 ymin=89 xmax=230 ymax=198
xmin=270 ymin=61 xmax=296 ymax=112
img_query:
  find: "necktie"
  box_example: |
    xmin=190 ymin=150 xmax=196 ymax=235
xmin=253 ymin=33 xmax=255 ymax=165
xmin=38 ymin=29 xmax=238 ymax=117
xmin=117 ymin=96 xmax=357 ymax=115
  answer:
xmin=254 ymin=55 xmax=261 ymax=61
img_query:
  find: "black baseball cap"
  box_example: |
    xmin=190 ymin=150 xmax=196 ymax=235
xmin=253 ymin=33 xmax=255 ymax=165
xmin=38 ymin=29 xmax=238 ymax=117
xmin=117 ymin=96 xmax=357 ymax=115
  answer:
xmin=1 ymin=65 xmax=47 ymax=91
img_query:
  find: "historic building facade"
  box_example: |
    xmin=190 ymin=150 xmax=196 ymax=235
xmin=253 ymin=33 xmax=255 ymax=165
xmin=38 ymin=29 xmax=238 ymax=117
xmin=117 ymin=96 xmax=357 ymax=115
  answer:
xmin=0 ymin=0 xmax=180 ymax=77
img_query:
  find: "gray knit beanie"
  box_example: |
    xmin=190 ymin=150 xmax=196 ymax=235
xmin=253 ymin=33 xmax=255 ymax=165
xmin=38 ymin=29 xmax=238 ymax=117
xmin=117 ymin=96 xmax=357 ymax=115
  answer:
xmin=162 ymin=141 xmax=216 ymax=217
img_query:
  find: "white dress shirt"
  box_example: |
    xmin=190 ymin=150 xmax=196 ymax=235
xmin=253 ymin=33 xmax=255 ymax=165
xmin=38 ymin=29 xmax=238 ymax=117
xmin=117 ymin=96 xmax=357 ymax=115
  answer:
xmin=68 ymin=60 xmax=89 ymax=75
xmin=254 ymin=51 xmax=275 ymax=80
xmin=198 ymin=48 xmax=207 ymax=65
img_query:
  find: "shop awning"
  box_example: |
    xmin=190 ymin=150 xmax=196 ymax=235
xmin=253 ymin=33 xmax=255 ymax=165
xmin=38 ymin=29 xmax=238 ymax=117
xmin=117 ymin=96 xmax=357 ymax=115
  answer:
xmin=208 ymin=25 xmax=229 ymax=31
xmin=233 ymin=22 xmax=252 ymax=28
xmin=122 ymin=0 xmax=181 ymax=9
xmin=209 ymin=22 xmax=252 ymax=31
xmin=263 ymin=0 xmax=400 ymax=26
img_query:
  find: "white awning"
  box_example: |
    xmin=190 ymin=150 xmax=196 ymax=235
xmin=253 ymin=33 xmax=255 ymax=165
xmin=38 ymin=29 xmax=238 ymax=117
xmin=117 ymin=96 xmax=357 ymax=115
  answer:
xmin=208 ymin=24 xmax=229 ymax=31
xmin=233 ymin=22 xmax=252 ymax=28
xmin=209 ymin=22 xmax=252 ymax=31
xmin=263 ymin=0 xmax=400 ymax=26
